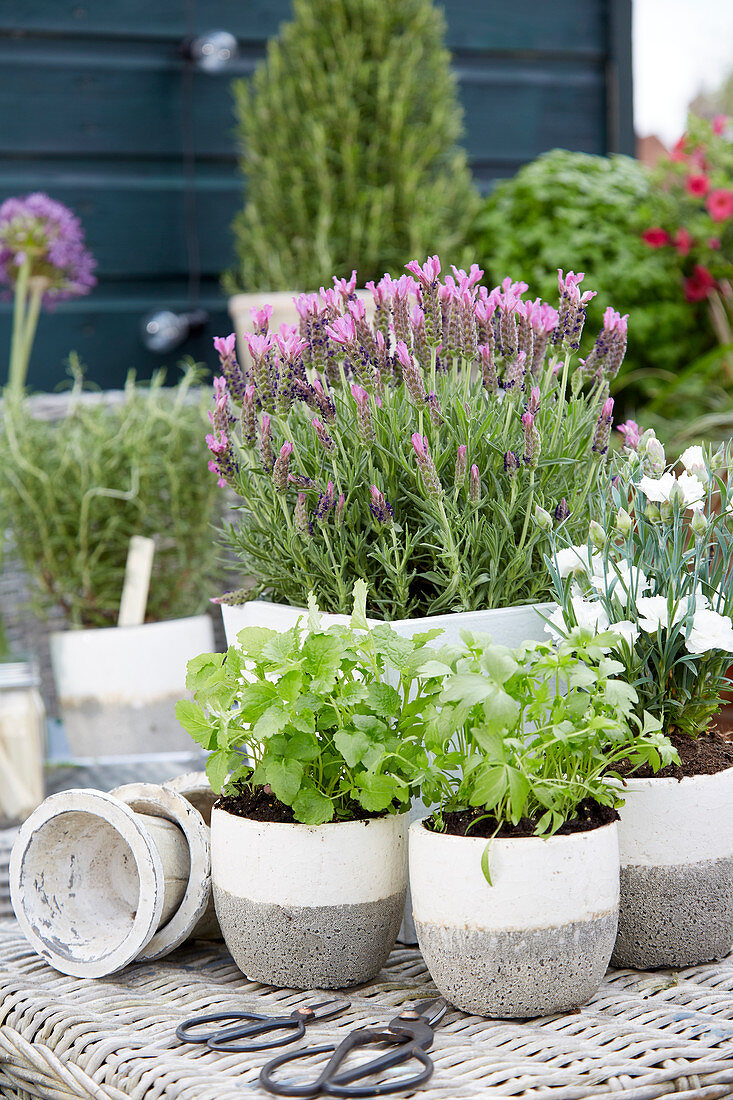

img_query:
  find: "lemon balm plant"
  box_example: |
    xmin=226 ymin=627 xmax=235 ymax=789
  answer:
xmin=409 ymin=630 xmax=673 ymax=1018
xmin=210 ymin=258 xmax=626 ymax=621
xmin=545 ymin=436 xmax=733 ymax=969
xmin=177 ymin=581 xmax=443 ymax=989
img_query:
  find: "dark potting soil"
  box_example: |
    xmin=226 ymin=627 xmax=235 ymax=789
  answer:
xmin=425 ymin=798 xmax=618 ymax=840
xmin=216 ymin=784 xmax=380 ymax=824
xmin=616 ymin=727 xmax=733 ymax=781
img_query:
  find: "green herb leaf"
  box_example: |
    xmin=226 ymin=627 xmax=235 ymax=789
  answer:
xmin=292 ymin=786 xmax=334 ymax=825
xmin=333 ymin=727 xmax=372 ymax=767
xmin=205 ymin=749 xmax=231 ymax=794
xmin=175 ymin=700 xmax=216 ymax=749
xmin=265 ymin=758 xmax=304 ymax=805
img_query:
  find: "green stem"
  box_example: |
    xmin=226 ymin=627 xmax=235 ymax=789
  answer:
xmin=8 ymin=260 xmax=31 ymax=396
xmin=516 ymin=471 xmax=536 ymax=552
xmin=548 ymin=351 xmax=571 ymax=453
xmin=16 ymin=278 xmax=45 ymax=392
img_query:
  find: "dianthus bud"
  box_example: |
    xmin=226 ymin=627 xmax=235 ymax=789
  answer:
xmin=588 ymin=520 xmax=606 ymax=549
xmin=534 ymin=505 xmax=552 ymax=531
xmin=668 ymin=480 xmax=686 ymax=509
xmin=644 ymin=501 xmax=661 ymax=522
xmin=642 ymin=436 xmax=666 ymax=477
xmin=690 ymin=507 xmax=707 ymax=537
xmin=615 ymin=507 xmax=633 ymax=536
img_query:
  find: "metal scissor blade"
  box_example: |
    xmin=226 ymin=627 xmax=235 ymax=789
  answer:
xmin=399 ymin=997 xmax=448 ymax=1027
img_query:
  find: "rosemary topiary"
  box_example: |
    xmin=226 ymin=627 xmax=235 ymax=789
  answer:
xmin=225 ymin=0 xmax=479 ymax=294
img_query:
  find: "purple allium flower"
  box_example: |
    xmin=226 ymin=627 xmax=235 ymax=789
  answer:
xmin=411 ymin=433 xmax=442 ymax=498
xmin=295 ymin=492 xmax=311 ymax=537
xmin=454 ymin=444 xmax=468 ymax=487
xmin=478 ymin=343 xmax=498 ymax=396
xmin=617 ymin=418 xmax=641 ymax=451
xmin=351 ymin=383 xmax=375 ymax=443
xmin=249 ymin=304 xmax=273 ymax=335
xmin=504 ymin=451 xmax=521 ymax=477
xmin=522 ymin=411 xmax=541 ymax=468
xmin=395 ymin=341 xmax=427 ymax=406
xmin=259 ymin=413 xmax=274 ymax=472
xmin=272 ymin=441 xmax=293 ymax=492
xmin=591 ymin=397 xmax=614 ymax=456
xmin=369 ymin=485 xmax=394 ymax=525
xmin=469 ymin=464 xmax=481 ymax=503
xmin=312 ymin=417 xmax=335 ymax=451
xmin=555 ymin=498 xmax=571 ymax=522
xmin=0 ymin=192 xmax=96 ymax=303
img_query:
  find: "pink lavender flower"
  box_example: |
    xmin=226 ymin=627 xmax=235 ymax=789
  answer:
xmin=272 ymin=442 xmax=293 ymax=492
xmin=582 ymin=306 xmax=629 ymax=381
xmin=503 ymin=350 xmax=526 ymax=391
xmin=275 ymin=331 xmax=309 ymax=361
xmin=411 ymin=433 xmax=442 ymax=497
xmin=205 ymin=429 xmax=238 ymax=488
xmin=295 ymin=492 xmax=311 ymax=537
xmin=504 ymin=451 xmax=521 ymax=477
xmin=369 ymin=485 xmax=394 ymax=525
xmin=333 ymin=269 xmax=358 ymax=301
xmin=366 ymin=276 xmax=392 ymax=338
xmin=522 ymin=411 xmax=541 ymax=468
xmin=458 ymin=289 xmax=479 ymax=361
xmin=312 ymin=417 xmax=335 ymax=451
xmin=395 ymin=341 xmax=427 ymax=405
xmin=0 ymin=192 xmax=96 ymax=302
xmin=318 ymin=286 xmax=341 ymax=315
xmin=474 ymin=289 xmax=500 ymax=346
xmin=498 ymin=294 xmax=519 ymax=360
xmin=454 ymin=444 xmax=468 ymax=487
xmin=555 ymin=498 xmax=570 ymax=522
xmin=213 ymin=333 xmax=236 ymax=360
xmin=526 ymin=386 xmax=541 ymax=415
xmin=478 ymin=343 xmax=498 ymax=396
xmin=249 ymin=304 xmax=273 ymax=334
xmin=351 ymin=383 xmax=375 ymax=443
xmin=405 ymin=257 xmax=441 ymax=346
xmin=259 ymin=413 xmax=274 ymax=471
xmin=469 ymin=464 xmax=481 ymax=503
xmin=591 ymin=397 xmax=614 ymax=456
xmin=324 ymin=314 xmax=357 ymax=348
xmin=314 ymin=481 xmax=337 ymax=520
xmin=554 ymin=270 xmax=596 ymax=350
xmin=405 ymin=255 xmax=441 ymax=287
xmin=214 ymin=333 xmax=247 ymax=402
xmin=335 ymin=493 xmax=346 ymax=526
xmin=617 ymin=419 xmax=641 ymax=451
xmin=427 ymin=391 xmax=443 ymax=426
xmin=294 ymin=292 xmax=320 ymax=321
xmin=241 ymin=384 xmax=257 ymax=445
xmin=451 ymin=263 xmax=484 ymax=289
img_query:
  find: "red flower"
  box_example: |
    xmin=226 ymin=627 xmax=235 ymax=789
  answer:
xmin=683 ymin=265 xmax=716 ymax=302
xmin=674 ymin=227 xmax=692 ymax=256
xmin=706 ymin=188 xmax=733 ymax=222
xmin=670 ymin=135 xmax=688 ymax=163
xmin=641 ymin=227 xmax=670 ymax=248
xmin=708 ymin=237 xmax=721 ymax=250
xmin=713 ymin=114 xmax=728 ymax=136
xmin=686 ymin=173 xmax=710 ymax=197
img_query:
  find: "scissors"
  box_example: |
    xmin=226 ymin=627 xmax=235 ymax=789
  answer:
xmin=259 ymin=997 xmax=448 ymax=1097
xmin=176 ymin=998 xmax=350 ymax=1053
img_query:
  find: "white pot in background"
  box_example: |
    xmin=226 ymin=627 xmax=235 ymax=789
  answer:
xmin=50 ymin=615 xmax=214 ymax=757
xmin=10 ymin=789 xmax=192 ymax=977
xmin=409 ymin=817 xmax=619 ymax=1017
xmin=0 ymin=661 xmax=45 ymax=826
xmin=211 ymin=808 xmax=408 ymax=989
xmin=612 ymin=767 xmax=733 ymax=969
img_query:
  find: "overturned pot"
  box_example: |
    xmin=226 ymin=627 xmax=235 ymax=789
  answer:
xmin=612 ymin=767 xmax=733 ymax=969
xmin=211 ymin=807 xmax=408 ymax=989
xmin=164 ymin=771 xmax=221 ymax=940
xmin=409 ymin=817 xmax=619 ymax=1018
xmin=10 ymin=789 xmax=192 ymax=977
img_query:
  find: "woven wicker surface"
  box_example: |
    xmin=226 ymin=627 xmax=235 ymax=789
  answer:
xmin=0 ymin=920 xmax=731 ymax=1099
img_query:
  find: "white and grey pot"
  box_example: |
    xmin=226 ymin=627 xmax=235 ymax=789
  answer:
xmin=409 ymin=817 xmax=619 ymax=1017
xmin=50 ymin=614 xmax=214 ymax=757
xmin=211 ymin=808 xmax=408 ymax=989
xmin=612 ymin=767 xmax=733 ymax=969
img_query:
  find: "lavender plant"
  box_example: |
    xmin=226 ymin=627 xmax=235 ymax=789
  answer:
xmin=546 ymin=436 xmax=733 ymax=740
xmin=0 ymin=193 xmax=96 ymax=395
xmin=209 ymin=259 xmax=629 ymax=620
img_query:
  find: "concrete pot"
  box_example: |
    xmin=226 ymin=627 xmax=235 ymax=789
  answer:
xmin=211 ymin=807 xmax=408 ymax=989
xmin=109 ymin=782 xmax=210 ymax=959
xmin=10 ymin=788 xmax=191 ymax=977
xmin=409 ymin=817 xmax=619 ymax=1018
xmin=164 ymin=771 xmax=221 ymax=940
xmin=612 ymin=767 xmax=733 ymax=969
xmin=50 ymin=615 xmax=214 ymax=757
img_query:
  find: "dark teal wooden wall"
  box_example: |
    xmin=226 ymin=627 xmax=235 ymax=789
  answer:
xmin=0 ymin=1 xmax=632 ymax=391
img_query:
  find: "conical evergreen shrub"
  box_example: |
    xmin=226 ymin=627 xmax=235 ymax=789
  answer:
xmin=225 ymin=0 xmax=479 ymax=293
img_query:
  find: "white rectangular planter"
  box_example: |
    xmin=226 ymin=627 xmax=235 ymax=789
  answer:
xmin=50 ymin=615 xmax=214 ymax=758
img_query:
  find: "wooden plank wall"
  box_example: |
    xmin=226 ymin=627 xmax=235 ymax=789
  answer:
xmin=0 ymin=1 xmax=632 ymax=390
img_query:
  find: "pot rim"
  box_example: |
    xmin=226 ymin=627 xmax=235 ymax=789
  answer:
xmin=50 ymin=613 xmax=212 ymax=640
xmin=212 ymin=804 xmax=407 ymax=831
xmin=613 ymin=763 xmax=733 ymax=790
xmin=409 ymin=813 xmax=618 ymax=849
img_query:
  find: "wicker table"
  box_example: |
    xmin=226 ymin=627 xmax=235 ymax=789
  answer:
xmin=0 ymin=919 xmax=731 ymax=1100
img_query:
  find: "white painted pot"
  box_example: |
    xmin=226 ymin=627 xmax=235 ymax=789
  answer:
xmin=164 ymin=771 xmax=221 ymax=940
xmin=211 ymin=808 xmax=408 ymax=989
xmin=229 ymin=290 xmax=373 ymax=370
xmin=10 ymin=789 xmax=191 ymax=977
xmin=109 ymin=782 xmax=210 ymax=959
xmin=612 ymin=767 xmax=733 ymax=969
xmin=50 ymin=615 xmax=214 ymax=757
xmin=409 ymin=817 xmax=619 ymax=1017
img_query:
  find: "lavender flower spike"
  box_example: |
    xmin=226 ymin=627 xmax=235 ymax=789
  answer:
xmin=335 ymin=493 xmax=346 ymax=527
xmin=478 ymin=343 xmax=499 ymax=396
xmin=351 ymin=383 xmax=375 ymax=443
xmin=312 ymin=417 xmax=335 ymax=451
xmin=591 ymin=397 xmax=614 ymax=456
xmin=369 ymin=485 xmax=394 ymax=525
xmin=555 ymin=498 xmax=570 ymax=522
xmin=241 ymin=384 xmax=257 ymax=446
xmin=469 ymin=464 xmax=481 ymax=503
xmin=295 ymin=493 xmax=311 ymax=538
xmin=395 ymin=340 xmax=427 ymax=406
xmin=454 ymin=444 xmax=468 ymax=487
xmin=214 ymin=333 xmax=247 ymax=402
xmin=522 ymin=412 xmax=541 ymax=468
xmin=272 ymin=441 xmax=293 ymax=492
xmin=411 ymin=433 xmax=442 ymax=498
xmin=504 ymin=451 xmax=521 ymax=478
xmin=259 ymin=412 xmax=274 ymax=472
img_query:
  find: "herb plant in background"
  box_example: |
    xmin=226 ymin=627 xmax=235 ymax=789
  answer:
xmin=210 ymin=257 xmax=625 ymax=619
xmin=0 ymin=363 xmax=220 ymax=628
xmin=0 ymin=192 xmax=96 ymax=396
xmin=224 ymin=0 xmax=479 ymax=294
xmin=177 ymin=581 xmax=438 ymax=824
xmin=471 ymin=150 xmax=710 ymax=409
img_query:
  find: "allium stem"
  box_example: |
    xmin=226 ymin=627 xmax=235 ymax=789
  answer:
xmin=8 ymin=257 xmax=30 ymax=397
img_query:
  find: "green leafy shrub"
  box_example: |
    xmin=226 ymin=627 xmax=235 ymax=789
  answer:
xmin=0 ymin=363 xmax=221 ymax=628
xmin=472 ymin=150 xmax=711 ymax=404
xmin=177 ymin=582 xmax=439 ymax=824
xmin=225 ymin=0 xmax=479 ymax=293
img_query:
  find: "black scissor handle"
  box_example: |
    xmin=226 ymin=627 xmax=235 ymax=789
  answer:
xmin=208 ymin=1013 xmax=307 ymax=1053
xmin=260 ymin=1030 xmax=435 ymax=1098
xmin=176 ymin=1011 xmax=276 ymax=1045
